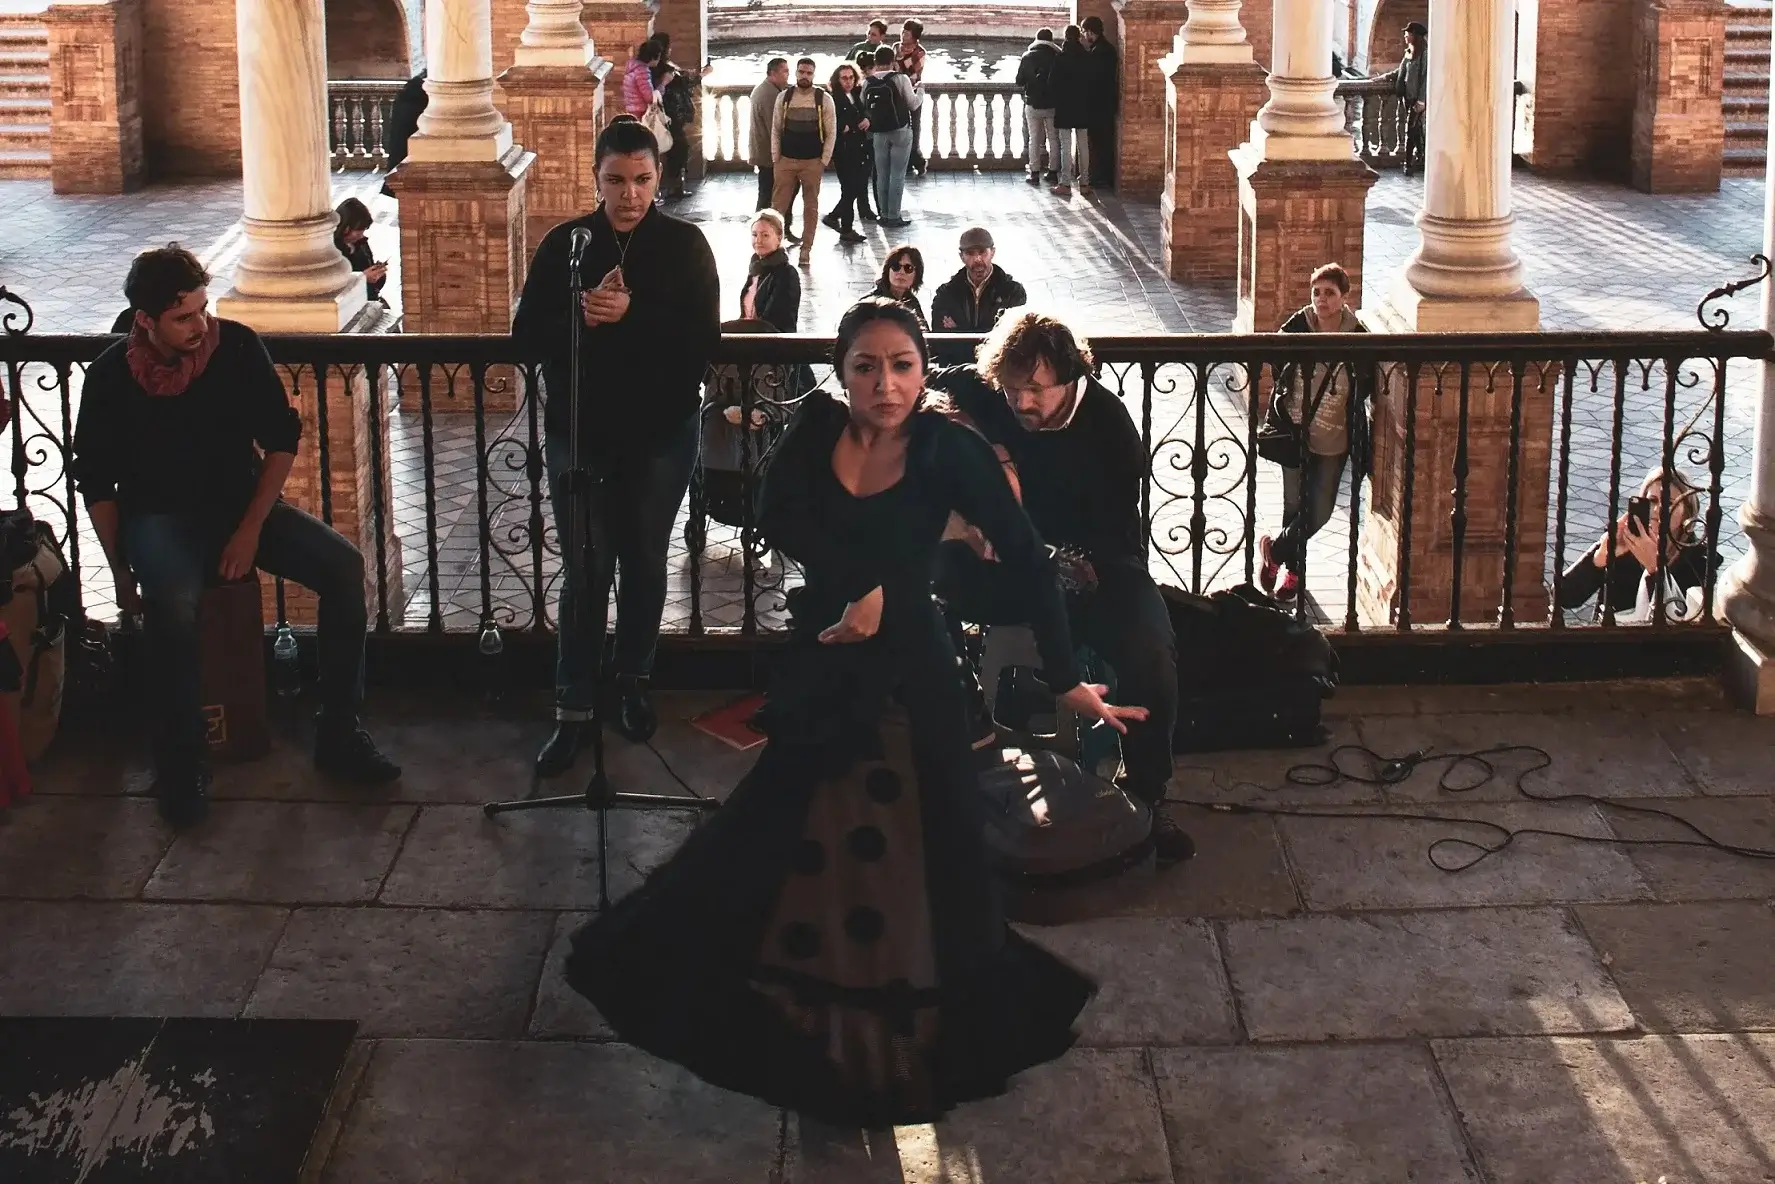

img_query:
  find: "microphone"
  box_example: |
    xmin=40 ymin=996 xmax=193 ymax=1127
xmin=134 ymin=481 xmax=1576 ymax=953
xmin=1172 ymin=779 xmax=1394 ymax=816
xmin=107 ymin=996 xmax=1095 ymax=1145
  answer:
xmin=569 ymin=227 xmax=593 ymax=268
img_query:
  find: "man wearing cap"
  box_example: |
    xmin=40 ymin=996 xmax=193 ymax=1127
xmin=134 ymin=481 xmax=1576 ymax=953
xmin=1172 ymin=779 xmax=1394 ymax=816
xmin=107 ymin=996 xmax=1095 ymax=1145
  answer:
xmin=1393 ymin=21 xmax=1428 ymax=176
xmin=929 ymin=227 xmax=1028 ymax=365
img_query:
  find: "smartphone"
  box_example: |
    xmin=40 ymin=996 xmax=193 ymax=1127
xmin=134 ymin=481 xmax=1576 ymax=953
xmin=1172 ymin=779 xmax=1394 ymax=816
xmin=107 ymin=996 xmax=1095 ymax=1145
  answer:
xmin=1627 ymin=496 xmax=1653 ymax=533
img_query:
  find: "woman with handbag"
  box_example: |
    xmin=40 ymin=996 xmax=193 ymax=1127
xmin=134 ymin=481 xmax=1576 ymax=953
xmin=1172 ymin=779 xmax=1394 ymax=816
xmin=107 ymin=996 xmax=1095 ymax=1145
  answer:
xmin=1257 ymin=263 xmax=1368 ymax=602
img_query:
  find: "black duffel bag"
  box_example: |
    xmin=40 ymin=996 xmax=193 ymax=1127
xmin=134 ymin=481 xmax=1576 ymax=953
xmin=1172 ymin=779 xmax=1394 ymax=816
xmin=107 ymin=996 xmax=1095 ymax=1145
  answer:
xmin=1163 ymin=583 xmax=1337 ymax=754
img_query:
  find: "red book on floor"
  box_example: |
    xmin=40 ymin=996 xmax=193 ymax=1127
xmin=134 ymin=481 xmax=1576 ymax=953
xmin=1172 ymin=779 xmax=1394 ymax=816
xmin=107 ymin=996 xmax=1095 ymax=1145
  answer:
xmin=691 ymin=693 xmax=769 ymax=751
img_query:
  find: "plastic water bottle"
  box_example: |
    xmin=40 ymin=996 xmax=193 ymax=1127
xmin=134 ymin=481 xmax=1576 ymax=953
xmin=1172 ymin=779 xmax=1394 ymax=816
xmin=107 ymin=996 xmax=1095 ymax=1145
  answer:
xmin=272 ymin=623 xmax=300 ymax=697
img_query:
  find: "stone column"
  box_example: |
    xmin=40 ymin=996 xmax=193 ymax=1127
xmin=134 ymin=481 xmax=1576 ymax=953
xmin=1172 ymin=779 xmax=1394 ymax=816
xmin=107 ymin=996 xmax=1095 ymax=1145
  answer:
xmin=583 ymin=0 xmax=653 ymax=123
xmin=1359 ymin=0 xmax=1548 ymax=628
xmin=651 ymin=0 xmax=705 ymax=180
xmin=1630 ymin=0 xmax=1725 ymax=194
xmin=1719 ymin=27 xmax=1775 ymax=713
xmin=1114 ymin=0 xmax=1193 ymax=198
xmin=500 ymin=1 xmax=608 ymax=248
xmin=1229 ymin=0 xmax=1377 ymax=335
xmin=1159 ymin=0 xmax=1268 ymax=281
xmin=46 ymin=0 xmax=145 ymax=194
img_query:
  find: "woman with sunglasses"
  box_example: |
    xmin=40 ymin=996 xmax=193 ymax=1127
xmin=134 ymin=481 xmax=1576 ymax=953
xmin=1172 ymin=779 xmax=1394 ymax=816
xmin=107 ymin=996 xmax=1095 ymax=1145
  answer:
xmin=870 ymin=246 xmax=928 ymax=329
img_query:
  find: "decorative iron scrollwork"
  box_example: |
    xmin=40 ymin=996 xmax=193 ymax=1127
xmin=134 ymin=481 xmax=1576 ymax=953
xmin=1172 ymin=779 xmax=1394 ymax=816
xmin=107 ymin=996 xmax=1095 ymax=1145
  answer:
xmin=0 ymin=286 xmax=34 ymax=336
xmin=1696 ymin=254 xmax=1773 ymax=331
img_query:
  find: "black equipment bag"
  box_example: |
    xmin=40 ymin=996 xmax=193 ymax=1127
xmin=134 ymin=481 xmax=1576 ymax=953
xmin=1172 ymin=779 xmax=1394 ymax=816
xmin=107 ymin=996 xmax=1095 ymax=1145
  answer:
xmin=1164 ymin=583 xmax=1337 ymax=754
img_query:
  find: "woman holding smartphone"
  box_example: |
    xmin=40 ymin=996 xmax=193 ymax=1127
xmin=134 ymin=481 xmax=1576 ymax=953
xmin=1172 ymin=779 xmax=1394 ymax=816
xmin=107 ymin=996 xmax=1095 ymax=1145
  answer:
xmin=1555 ymin=468 xmax=1721 ymax=621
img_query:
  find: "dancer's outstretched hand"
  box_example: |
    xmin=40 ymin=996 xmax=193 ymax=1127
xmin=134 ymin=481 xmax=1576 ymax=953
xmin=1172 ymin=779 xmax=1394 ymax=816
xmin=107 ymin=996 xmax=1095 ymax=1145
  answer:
xmin=1059 ymin=683 xmax=1148 ymax=735
xmin=819 ymin=586 xmax=883 ymax=644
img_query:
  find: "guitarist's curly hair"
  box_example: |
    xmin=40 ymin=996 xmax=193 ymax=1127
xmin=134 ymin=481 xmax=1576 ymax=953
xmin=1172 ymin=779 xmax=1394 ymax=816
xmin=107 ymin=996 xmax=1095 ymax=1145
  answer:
xmin=976 ymin=310 xmax=1095 ymax=391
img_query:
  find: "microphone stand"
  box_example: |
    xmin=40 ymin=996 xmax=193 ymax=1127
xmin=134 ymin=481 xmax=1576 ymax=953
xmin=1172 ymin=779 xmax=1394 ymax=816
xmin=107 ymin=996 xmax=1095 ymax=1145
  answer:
xmin=483 ymin=224 xmax=717 ymax=911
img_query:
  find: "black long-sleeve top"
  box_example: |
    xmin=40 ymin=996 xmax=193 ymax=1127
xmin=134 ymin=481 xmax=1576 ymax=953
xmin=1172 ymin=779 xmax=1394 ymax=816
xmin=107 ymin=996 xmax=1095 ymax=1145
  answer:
xmin=758 ymin=390 xmax=1080 ymax=693
xmin=513 ymin=205 xmax=720 ymax=460
xmin=72 ymin=318 xmax=300 ymax=520
xmin=337 ymin=235 xmax=385 ymax=302
xmin=1555 ymin=540 xmax=1721 ymax=616
xmin=924 ymin=364 xmax=1146 ymax=566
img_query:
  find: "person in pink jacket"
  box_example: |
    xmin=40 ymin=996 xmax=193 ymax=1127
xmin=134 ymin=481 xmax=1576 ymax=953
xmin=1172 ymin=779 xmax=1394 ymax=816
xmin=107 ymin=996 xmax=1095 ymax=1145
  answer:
xmin=623 ymin=41 xmax=667 ymax=118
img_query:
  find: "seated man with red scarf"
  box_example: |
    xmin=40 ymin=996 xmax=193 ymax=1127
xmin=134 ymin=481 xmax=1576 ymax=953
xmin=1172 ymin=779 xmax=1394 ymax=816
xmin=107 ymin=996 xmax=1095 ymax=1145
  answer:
xmin=72 ymin=245 xmax=400 ymax=826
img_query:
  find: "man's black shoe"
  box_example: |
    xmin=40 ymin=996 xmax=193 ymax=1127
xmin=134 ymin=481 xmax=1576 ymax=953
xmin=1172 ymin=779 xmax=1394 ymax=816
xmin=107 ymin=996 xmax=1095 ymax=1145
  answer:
xmin=839 ymin=229 xmax=867 ymax=244
xmin=784 ymin=229 xmax=802 ymax=245
xmin=821 ymin=211 xmax=841 ymax=231
xmin=535 ymin=720 xmax=592 ymax=777
xmin=859 ymin=206 xmax=878 ymax=222
xmin=1151 ymin=809 xmax=1196 ymax=869
xmin=315 ymin=726 xmax=402 ymax=784
xmin=154 ymin=766 xmax=212 ymax=828
xmin=615 ymin=676 xmax=658 ymax=743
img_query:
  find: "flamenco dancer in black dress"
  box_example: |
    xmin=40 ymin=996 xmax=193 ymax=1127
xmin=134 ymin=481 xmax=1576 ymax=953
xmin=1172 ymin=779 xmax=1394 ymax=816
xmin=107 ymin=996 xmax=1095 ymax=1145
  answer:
xmin=564 ymin=298 xmax=1144 ymax=1126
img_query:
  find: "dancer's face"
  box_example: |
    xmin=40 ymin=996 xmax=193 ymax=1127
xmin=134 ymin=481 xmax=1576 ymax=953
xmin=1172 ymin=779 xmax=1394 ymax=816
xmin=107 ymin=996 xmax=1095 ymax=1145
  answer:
xmin=841 ymin=320 xmax=925 ymax=434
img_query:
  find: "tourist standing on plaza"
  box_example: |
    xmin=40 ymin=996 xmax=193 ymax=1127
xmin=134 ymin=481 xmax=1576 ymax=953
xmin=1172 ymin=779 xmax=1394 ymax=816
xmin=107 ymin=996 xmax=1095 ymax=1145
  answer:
xmin=1017 ymin=28 xmax=1062 ymax=186
xmin=562 ymin=297 xmax=1126 ymax=1126
xmin=750 ymin=58 xmax=792 ymax=230
xmin=740 ymin=210 xmax=800 ymax=331
xmin=864 ymin=45 xmax=920 ymax=226
xmin=1080 ymin=16 xmax=1119 ymax=190
xmin=1390 ymin=21 xmax=1428 ymax=176
xmin=896 ymin=19 xmax=929 ymax=175
xmin=924 ymin=310 xmax=1192 ymax=867
xmin=869 ymin=245 xmax=928 ymax=327
xmin=72 ymin=246 xmax=402 ymax=827
xmin=1257 ymin=263 xmax=1370 ymax=604
xmin=514 ymin=118 xmax=721 ymax=771
xmin=771 ymin=56 xmax=837 ymax=265
xmin=622 ymin=40 xmax=664 ymax=119
xmin=822 ymin=61 xmax=873 ymax=245
xmin=848 ymin=17 xmax=889 ymax=62
xmin=650 ymin=33 xmax=701 ymax=202
xmin=1051 ymin=25 xmax=1093 ymax=198
xmin=854 ymin=49 xmax=882 ymax=220
xmin=332 ymin=198 xmax=387 ymax=304
xmin=929 ymin=226 xmax=1027 ymax=362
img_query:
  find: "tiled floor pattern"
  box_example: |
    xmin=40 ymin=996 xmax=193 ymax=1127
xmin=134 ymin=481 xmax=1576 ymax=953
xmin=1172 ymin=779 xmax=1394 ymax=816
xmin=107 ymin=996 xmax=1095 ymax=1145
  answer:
xmin=0 ymin=167 xmax=1762 ymax=629
xmin=2 ymin=680 xmax=1773 ymax=1180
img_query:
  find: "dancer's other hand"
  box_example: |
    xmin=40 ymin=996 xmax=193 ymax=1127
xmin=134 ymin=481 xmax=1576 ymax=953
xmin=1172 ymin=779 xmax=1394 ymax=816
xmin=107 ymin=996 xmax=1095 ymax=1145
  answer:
xmin=819 ymin=586 xmax=883 ymax=644
xmin=1059 ymin=682 xmax=1148 ymax=734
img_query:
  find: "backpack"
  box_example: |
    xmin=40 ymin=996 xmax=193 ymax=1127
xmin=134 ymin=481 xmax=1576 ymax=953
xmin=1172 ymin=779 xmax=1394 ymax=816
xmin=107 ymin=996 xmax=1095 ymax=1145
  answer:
xmin=863 ymin=74 xmax=910 ymax=132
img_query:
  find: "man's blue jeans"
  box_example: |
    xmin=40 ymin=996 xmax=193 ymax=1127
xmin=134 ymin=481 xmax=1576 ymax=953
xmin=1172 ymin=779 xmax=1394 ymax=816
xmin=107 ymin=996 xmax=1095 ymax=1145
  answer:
xmin=871 ymin=127 xmax=914 ymax=220
xmin=121 ymin=501 xmax=367 ymax=772
xmin=546 ymin=416 xmax=698 ymax=720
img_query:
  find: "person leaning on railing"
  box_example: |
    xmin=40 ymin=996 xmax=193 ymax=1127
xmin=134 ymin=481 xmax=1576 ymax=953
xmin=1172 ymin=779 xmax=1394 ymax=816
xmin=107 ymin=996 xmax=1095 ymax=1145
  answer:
xmin=513 ymin=116 xmax=720 ymax=775
xmin=1555 ymin=469 xmax=1723 ymax=624
xmin=71 ymin=245 xmax=402 ymax=828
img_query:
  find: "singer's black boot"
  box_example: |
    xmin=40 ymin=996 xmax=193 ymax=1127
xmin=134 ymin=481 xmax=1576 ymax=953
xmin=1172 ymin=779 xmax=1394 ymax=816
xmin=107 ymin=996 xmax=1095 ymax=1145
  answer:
xmin=536 ymin=721 xmax=593 ymax=777
xmin=614 ymin=676 xmax=658 ymax=743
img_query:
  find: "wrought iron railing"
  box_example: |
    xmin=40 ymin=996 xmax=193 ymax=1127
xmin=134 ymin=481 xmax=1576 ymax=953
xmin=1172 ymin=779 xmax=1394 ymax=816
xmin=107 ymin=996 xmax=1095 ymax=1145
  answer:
xmin=328 ymin=80 xmax=404 ymax=171
xmin=2 ymin=307 xmax=1765 ymax=646
xmin=701 ymin=81 xmax=1027 ymax=171
xmin=1336 ymin=76 xmax=1407 ymax=169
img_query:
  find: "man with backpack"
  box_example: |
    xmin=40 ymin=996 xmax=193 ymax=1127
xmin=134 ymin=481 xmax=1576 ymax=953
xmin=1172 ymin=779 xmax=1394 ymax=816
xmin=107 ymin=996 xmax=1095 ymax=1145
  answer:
xmin=1017 ymin=28 xmax=1062 ymax=186
xmin=864 ymin=45 xmax=920 ymax=227
xmin=771 ymin=56 xmax=837 ymax=265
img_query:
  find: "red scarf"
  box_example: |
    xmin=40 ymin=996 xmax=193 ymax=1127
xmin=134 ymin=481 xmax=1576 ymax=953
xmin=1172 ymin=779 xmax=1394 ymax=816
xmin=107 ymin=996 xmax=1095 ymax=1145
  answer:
xmin=126 ymin=314 xmax=221 ymax=397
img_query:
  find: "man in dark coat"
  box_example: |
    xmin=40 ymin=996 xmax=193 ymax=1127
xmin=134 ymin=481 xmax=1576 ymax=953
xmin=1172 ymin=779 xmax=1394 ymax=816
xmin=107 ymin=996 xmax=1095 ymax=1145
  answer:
xmin=1016 ymin=28 xmax=1062 ymax=184
xmin=1080 ymin=17 xmax=1118 ymax=190
xmin=380 ymin=70 xmax=428 ymax=197
xmin=929 ymin=226 xmax=1028 ymax=364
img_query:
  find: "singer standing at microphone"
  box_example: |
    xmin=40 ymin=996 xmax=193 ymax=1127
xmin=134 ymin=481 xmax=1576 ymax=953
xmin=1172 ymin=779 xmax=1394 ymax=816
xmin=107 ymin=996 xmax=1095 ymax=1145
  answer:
xmin=514 ymin=116 xmax=721 ymax=773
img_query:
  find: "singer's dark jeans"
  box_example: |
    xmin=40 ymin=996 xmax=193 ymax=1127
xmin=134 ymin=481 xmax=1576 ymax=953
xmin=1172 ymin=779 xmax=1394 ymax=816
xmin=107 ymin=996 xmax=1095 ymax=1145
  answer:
xmin=546 ymin=418 xmax=698 ymax=719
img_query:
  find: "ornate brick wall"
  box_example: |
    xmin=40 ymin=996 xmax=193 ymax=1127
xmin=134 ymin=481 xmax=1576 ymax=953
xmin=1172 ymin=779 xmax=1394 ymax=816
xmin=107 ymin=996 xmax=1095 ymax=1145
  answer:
xmin=1113 ymin=0 xmax=1191 ymax=199
xmin=1521 ymin=0 xmax=1639 ymax=178
xmin=1160 ymin=58 xmax=1267 ymax=282
xmin=325 ymin=0 xmax=413 ymax=80
xmin=139 ymin=0 xmax=241 ymax=176
xmin=1231 ymin=155 xmax=1377 ymax=338
xmin=1365 ymin=0 xmax=1425 ymax=72
xmin=1630 ymin=0 xmax=1725 ymax=193
xmin=48 ymin=0 xmax=145 ymax=194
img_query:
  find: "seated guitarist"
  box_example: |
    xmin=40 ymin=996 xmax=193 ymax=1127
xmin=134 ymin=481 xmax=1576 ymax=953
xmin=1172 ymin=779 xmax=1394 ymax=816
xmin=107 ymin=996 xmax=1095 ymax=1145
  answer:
xmin=926 ymin=310 xmax=1191 ymax=867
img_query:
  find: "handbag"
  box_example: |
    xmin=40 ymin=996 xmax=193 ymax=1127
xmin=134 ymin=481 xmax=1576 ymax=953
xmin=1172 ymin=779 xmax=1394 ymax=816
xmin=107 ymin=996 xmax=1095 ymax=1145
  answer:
xmin=1256 ymin=361 xmax=1339 ymax=469
xmin=643 ymin=101 xmax=674 ymax=153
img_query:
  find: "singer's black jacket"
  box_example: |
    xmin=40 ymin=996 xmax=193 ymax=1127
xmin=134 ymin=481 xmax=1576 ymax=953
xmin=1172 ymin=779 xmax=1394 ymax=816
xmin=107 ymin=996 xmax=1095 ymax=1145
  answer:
xmin=514 ymin=205 xmax=721 ymax=459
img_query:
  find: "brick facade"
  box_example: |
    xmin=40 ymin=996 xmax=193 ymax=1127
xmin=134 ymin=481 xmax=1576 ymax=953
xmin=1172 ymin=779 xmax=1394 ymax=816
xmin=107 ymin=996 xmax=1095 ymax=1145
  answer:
xmin=1229 ymin=153 xmax=1377 ymax=336
xmin=325 ymin=0 xmax=413 ymax=80
xmin=1630 ymin=0 xmax=1725 ymax=193
xmin=1160 ymin=57 xmax=1267 ymax=282
xmin=1113 ymin=0 xmax=1191 ymax=199
xmin=582 ymin=0 xmax=654 ymax=120
xmin=1365 ymin=0 xmax=1425 ymax=71
xmin=652 ymin=0 xmax=706 ymax=179
xmin=1522 ymin=0 xmax=1638 ymax=178
xmin=1243 ymin=1 xmax=1273 ymax=67
xmin=139 ymin=0 xmax=241 ymax=176
xmin=47 ymin=0 xmax=145 ymax=195
xmin=501 ymin=65 xmax=606 ymax=245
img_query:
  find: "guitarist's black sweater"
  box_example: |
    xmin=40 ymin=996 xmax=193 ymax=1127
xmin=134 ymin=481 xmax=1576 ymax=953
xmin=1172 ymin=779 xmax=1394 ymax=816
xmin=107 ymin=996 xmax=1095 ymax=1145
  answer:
xmin=925 ymin=365 xmax=1147 ymax=567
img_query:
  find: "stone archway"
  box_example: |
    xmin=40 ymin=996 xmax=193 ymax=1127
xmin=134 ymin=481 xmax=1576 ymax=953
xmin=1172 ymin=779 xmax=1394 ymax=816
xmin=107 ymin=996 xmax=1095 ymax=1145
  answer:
xmin=1363 ymin=0 xmax=1425 ymax=72
xmin=326 ymin=0 xmax=415 ymax=79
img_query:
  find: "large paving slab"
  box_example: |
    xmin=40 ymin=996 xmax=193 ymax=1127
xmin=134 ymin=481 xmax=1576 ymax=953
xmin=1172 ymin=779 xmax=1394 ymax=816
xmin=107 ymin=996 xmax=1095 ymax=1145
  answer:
xmin=1102 ymin=806 xmax=1300 ymax=919
xmin=1653 ymin=711 xmax=1775 ymax=797
xmin=528 ymin=910 xmax=613 ymax=1039
xmin=784 ymin=1048 xmax=1173 ymax=1184
xmin=1575 ymin=901 xmax=1775 ymax=1033
xmin=1221 ymin=909 xmax=1634 ymax=1042
xmin=246 ymin=907 xmax=555 ymax=1038
xmin=0 ymin=796 xmax=171 ymax=899
xmin=1434 ymin=1034 xmax=1775 ymax=1184
xmin=1600 ymin=795 xmax=1775 ymax=901
xmin=1277 ymin=802 xmax=1649 ymax=910
xmin=0 ymin=901 xmax=288 ymax=1017
xmin=27 ymin=726 xmax=155 ymax=797
xmin=1017 ymin=917 xmax=1239 ymax=1047
xmin=1354 ymin=711 xmax=1698 ymax=801
xmin=322 ymin=1039 xmax=784 ymax=1182
xmin=142 ymin=802 xmax=415 ymax=904
xmin=377 ymin=804 xmax=695 ymax=908
xmin=1152 ymin=1045 xmax=1480 ymax=1183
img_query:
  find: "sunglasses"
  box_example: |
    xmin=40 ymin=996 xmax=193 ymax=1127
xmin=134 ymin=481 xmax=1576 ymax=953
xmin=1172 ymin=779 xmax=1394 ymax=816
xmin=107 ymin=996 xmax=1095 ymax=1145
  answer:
xmin=891 ymin=261 xmax=917 ymax=272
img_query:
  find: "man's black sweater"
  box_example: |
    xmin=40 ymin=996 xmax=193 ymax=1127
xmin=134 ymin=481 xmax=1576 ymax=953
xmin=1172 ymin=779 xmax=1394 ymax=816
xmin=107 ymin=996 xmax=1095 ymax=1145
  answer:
xmin=513 ymin=205 xmax=721 ymax=460
xmin=72 ymin=318 xmax=300 ymax=521
xmin=926 ymin=364 xmax=1145 ymax=565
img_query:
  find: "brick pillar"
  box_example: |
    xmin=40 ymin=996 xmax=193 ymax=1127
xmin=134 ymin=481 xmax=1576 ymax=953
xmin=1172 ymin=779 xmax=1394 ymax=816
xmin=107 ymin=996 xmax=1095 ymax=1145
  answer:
xmin=651 ymin=0 xmax=705 ymax=180
xmin=500 ymin=1 xmax=608 ymax=247
xmin=1520 ymin=0 xmax=1637 ymax=177
xmin=1160 ymin=0 xmax=1268 ymax=282
xmin=583 ymin=0 xmax=653 ymax=121
xmin=46 ymin=0 xmax=144 ymax=194
xmin=1360 ymin=0 xmax=1546 ymax=628
xmin=1113 ymin=0 xmax=1191 ymax=199
xmin=1630 ymin=0 xmax=1725 ymax=194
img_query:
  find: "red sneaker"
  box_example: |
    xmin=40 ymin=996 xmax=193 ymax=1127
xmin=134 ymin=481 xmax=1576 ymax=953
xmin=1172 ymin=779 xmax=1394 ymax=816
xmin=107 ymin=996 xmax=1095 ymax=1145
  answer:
xmin=1276 ymin=570 xmax=1301 ymax=602
xmin=1258 ymin=535 xmax=1279 ymax=594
